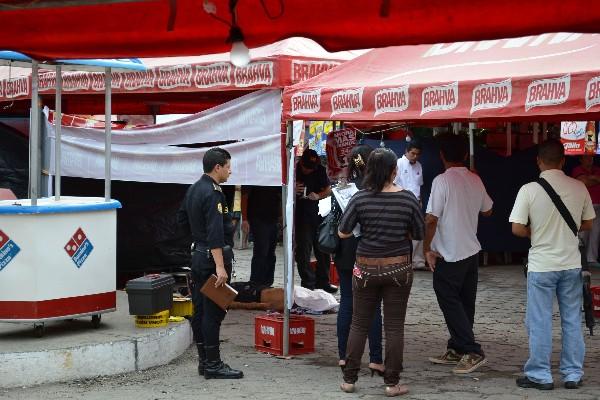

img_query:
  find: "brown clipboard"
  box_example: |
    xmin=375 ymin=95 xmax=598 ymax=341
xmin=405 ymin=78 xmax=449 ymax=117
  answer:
xmin=199 ymin=274 xmax=238 ymax=311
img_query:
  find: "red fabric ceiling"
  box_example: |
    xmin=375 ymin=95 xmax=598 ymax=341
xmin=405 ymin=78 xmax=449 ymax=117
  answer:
xmin=0 ymin=0 xmax=599 ymax=59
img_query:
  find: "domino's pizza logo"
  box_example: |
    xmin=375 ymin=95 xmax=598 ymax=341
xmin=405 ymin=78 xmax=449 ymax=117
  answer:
xmin=0 ymin=229 xmax=20 ymax=272
xmin=64 ymin=228 xmax=94 ymax=268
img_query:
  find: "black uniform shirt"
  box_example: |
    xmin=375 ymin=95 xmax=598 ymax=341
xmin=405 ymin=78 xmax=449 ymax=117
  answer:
xmin=295 ymin=163 xmax=330 ymax=224
xmin=178 ymin=174 xmax=234 ymax=249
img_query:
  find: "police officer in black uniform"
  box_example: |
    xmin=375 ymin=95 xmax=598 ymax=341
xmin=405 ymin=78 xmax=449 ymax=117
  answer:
xmin=178 ymin=147 xmax=243 ymax=380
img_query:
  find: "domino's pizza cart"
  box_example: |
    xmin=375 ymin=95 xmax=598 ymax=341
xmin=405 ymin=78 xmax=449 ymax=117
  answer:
xmin=0 ymin=197 xmax=121 ymax=337
xmin=0 ymin=54 xmax=143 ymax=336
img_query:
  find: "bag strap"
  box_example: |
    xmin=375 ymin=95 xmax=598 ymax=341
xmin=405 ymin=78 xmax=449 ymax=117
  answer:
xmin=536 ymin=177 xmax=578 ymax=237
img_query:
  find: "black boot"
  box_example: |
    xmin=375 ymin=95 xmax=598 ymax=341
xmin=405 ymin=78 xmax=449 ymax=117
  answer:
xmin=196 ymin=343 xmax=206 ymax=375
xmin=204 ymin=345 xmax=244 ymax=379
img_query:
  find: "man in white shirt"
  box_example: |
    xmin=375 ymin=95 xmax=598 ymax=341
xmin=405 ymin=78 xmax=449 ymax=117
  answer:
xmin=394 ymin=141 xmax=425 ymax=269
xmin=424 ymin=134 xmax=493 ymax=374
xmin=510 ymin=139 xmax=595 ymax=391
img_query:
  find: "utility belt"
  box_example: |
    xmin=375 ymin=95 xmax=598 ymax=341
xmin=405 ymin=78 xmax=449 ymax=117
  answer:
xmin=191 ymin=243 xmax=234 ymax=266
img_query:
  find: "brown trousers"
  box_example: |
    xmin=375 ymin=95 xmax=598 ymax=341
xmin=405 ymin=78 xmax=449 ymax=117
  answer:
xmin=343 ymin=256 xmax=413 ymax=386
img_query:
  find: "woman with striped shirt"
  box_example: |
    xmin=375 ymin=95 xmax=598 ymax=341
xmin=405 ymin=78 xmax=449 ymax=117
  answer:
xmin=338 ymin=147 xmax=424 ymax=397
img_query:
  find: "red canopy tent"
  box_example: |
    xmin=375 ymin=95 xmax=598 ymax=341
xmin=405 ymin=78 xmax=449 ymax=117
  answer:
xmin=282 ymin=33 xmax=600 ymax=122
xmin=0 ymin=38 xmax=364 ymax=115
xmin=0 ymin=1 xmax=599 ymax=59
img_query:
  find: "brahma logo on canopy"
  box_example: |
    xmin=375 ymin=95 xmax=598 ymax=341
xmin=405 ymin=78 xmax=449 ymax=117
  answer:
xmin=64 ymin=227 xmax=94 ymax=268
xmin=374 ymin=86 xmax=410 ymax=116
xmin=122 ymin=70 xmax=155 ymax=91
xmin=195 ymin=62 xmax=231 ymax=88
xmin=3 ymin=77 xmax=29 ymax=98
xmin=0 ymin=229 xmax=20 ymax=272
xmin=471 ymin=79 xmax=512 ymax=114
xmin=157 ymin=65 xmax=193 ymax=89
xmin=421 ymin=82 xmax=458 ymax=115
xmin=290 ymin=89 xmax=321 ymax=116
xmin=331 ymin=88 xmax=363 ymax=116
xmin=585 ymin=76 xmax=600 ymax=110
xmin=291 ymin=61 xmax=340 ymax=84
xmin=234 ymin=61 xmax=274 ymax=87
xmin=525 ymin=75 xmax=570 ymax=111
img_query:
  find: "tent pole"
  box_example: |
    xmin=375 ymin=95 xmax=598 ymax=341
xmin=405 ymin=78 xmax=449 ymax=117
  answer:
xmin=506 ymin=123 xmax=512 ymax=156
xmin=468 ymin=122 xmax=476 ymax=171
xmin=104 ymin=67 xmax=112 ymax=202
xmin=542 ymin=122 xmax=548 ymax=141
xmin=282 ymin=121 xmax=294 ymax=357
xmin=532 ymin=122 xmax=539 ymax=145
xmin=30 ymin=60 xmax=40 ymax=206
xmin=55 ymin=65 xmax=62 ymax=201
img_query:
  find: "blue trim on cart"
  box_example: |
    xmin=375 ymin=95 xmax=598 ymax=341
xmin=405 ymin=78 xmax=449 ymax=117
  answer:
xmin=0 ymin=200 xmax=122 ymax=214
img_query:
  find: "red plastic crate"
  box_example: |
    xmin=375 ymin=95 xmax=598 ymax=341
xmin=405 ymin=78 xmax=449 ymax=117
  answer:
xmin=255 ymin=314 xmax=315 ymax=355
xmin=309 ymin=260 xmax=339 ymax=286
xmin=592 ymin=286 xmax=600 ymax=318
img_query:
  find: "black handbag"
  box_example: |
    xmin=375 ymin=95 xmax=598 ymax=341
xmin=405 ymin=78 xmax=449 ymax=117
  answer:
xmin=317 ymin=211 xmax=340 ymax=254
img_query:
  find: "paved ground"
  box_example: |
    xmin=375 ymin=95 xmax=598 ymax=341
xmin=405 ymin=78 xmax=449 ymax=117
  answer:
xmin=3 ymin=245 xmax=600 ymax=399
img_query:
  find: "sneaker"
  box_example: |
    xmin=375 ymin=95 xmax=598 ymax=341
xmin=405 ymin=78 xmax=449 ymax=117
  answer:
xmin=516 ymin=376 xmax=554 ymax=390
xmin=452 ymin=353 xmax=487 ymax=374
xmin=564 ymin=379 xmax=583 ymax=389
xmin=428 ymin=349 xmax=463 ymax=365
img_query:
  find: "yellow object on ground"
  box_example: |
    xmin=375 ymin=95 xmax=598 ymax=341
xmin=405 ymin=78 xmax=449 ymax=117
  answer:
xmin=135 ymin=310 xmax=169 ymax=328
xmin=170 ymin=297 xmax=193 ymax=317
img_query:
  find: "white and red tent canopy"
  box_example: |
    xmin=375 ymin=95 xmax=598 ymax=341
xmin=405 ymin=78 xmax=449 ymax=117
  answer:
xmin=0 ymin=38 xmax=365 ymax=115
xmin=283 ymin=33 xmax=600 ymax=122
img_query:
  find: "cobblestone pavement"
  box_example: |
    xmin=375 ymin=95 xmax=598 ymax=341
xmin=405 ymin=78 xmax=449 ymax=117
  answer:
xmin=3 ymin=246 xmax=600 ymax=399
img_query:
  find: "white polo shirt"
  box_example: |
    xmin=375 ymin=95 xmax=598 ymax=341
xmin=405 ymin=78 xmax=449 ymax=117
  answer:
xmin=426 ymin=167 xmax=493 ymax=262
xmin=509 ymin=169 xmax=595 ymax=272
xmin=394 ymin=155 xmax=423 ymax=199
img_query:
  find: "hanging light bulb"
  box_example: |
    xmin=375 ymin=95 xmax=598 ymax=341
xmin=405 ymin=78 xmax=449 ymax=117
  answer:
xmin=228 ymin=25 xmax=250 ymax=67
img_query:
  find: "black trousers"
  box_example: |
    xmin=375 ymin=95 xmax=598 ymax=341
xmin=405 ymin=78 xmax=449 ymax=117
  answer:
xmin=249 ymin=218 xmax=278 ymax=287
xmin=294 ymin=218 xmax=330 ymax=289
xmin=432 ymin=253 xmax=483 ymax=356
xmin=190 ymin=251 xmax=232 ymax=347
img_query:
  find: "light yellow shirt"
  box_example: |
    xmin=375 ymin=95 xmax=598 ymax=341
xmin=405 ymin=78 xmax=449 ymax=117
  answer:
xmin=509 ymin=169 xmax=595 ymax=272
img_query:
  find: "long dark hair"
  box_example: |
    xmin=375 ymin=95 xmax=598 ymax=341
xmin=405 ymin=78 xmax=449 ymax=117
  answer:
xmin=347 ymin=144 xmax=374 ymax=183
xmin=363 ymin=148 xmax=398 ymax=193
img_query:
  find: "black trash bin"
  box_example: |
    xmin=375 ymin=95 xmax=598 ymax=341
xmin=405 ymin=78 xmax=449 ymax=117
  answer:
xmin=125 ymin=274 xmax=175 ymax=315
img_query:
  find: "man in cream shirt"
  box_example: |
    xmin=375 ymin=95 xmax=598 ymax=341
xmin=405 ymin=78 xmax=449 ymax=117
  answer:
xmin=394 ymin=141 xmax=425 ymax=269
xmin=510 ymin=139 xmax=595 ymax=391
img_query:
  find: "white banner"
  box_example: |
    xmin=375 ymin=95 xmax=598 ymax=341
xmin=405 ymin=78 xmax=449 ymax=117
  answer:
xmin=47 ymin=89 xmax=282 ymax=145
xmin=46 ymin=90 xmax=284 ymax=186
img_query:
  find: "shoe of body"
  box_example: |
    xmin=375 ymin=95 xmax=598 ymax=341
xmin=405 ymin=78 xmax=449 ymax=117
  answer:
xmin=317 ymin=284 xmax=338 ymax=294
xmin=340 ymin=382 xmax=355 ymax=393
xmin=428 ymin=349 xmax=462 ymax=365
xmin=564 ymin=380 xmax=583 ymax=389
xmin=515 ymin=376 xmax=554 ymax=390
xmin=452 ymin=353 xmax=487 ymax=374
xmin=384 ymin=384 xmax=409 ymax=397
xmin=204 ymin=361 xmax=244 ymax=379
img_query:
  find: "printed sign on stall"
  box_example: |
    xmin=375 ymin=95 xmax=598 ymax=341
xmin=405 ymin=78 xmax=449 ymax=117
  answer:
xmin=0 ymin=229 xmax=20 ymax=272
xmin=64 ymin=227 xmax=94 ymax=268
xmin=560 ymin=121 xmax=596 ymax=155
xmin=325 ymin=128 xmax=357 ymax=180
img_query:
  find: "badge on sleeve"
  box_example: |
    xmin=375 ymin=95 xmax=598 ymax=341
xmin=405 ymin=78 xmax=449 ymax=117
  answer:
xmin=217 ymin=203 xmax=223 ymax=214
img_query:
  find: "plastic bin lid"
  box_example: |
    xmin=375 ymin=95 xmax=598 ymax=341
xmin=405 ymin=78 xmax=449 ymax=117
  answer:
xmin=125 ymin=274 xmax=175 ymax=291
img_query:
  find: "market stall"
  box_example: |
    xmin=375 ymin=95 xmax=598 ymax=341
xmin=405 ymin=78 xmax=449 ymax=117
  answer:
xmin=0 ymin=55 xmax=145 ymax=336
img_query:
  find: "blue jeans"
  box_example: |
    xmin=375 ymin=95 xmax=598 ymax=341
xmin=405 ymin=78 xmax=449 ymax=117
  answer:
xmin=524 ymin=268 xmax=585 ymax=384
xmin=337 ymin=268 xmax=383 ymax=363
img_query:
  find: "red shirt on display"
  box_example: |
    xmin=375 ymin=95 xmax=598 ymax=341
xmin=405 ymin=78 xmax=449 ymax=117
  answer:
xmin=572 ymin=165 xmax=600 ymax=204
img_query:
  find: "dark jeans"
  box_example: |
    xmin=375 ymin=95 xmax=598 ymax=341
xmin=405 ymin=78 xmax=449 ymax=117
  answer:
xmin=190 ymin=251 xmax=232 ymax=347
xmin=249 ymin=218 xmax=278 ymax=287
xmin=432 ymin=253 xmax=483 ymax=356
xmin=295 ymin=219 xmax=330 ymax=289
xmin=344 ymin=259 xmax=413 ymax=386
xmin=337 ymin=268 xmax=383 ymax=363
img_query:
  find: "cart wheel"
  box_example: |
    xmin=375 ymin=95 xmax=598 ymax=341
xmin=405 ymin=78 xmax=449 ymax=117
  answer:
xmin=34 ymin=323 xmax=44 ymax=338
xmin=91 ymin=314 xmax=101 ymax=329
